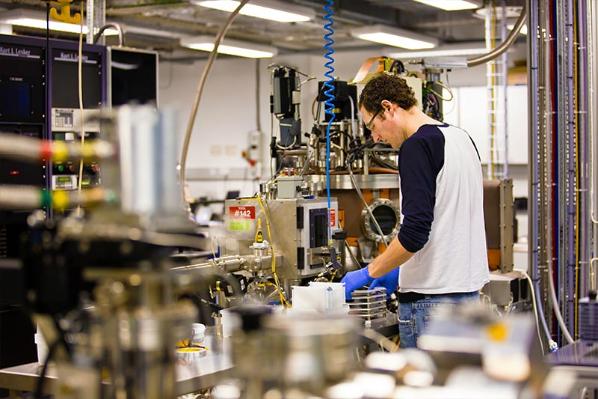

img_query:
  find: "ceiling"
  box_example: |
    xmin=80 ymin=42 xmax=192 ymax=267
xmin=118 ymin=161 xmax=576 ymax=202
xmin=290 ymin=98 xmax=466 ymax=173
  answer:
xmin=0 ymin=0 xmax=526 ymax=60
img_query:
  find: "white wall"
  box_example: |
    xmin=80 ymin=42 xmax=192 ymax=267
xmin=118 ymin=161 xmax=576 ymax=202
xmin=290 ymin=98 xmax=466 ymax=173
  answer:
xmin=158 ymin=49 xmax=391 ymax=200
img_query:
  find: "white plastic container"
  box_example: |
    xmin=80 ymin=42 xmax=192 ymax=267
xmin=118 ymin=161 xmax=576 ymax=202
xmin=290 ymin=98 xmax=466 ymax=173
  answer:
xmin=291 ymin=282 xmax=348 ymax=315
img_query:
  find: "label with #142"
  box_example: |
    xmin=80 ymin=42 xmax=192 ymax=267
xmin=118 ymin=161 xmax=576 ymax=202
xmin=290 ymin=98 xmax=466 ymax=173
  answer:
xmin=229 ymin=206 xmax=256 ymax=219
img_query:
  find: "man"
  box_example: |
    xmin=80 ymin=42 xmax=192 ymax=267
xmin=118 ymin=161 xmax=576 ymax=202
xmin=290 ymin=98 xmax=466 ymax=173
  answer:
xmin=341 ymin=74 xmax=489 ymax=348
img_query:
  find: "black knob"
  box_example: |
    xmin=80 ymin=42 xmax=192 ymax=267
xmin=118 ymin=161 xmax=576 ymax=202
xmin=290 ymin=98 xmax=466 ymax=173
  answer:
xmin=589 ymin=290 xmax=597 ymax=301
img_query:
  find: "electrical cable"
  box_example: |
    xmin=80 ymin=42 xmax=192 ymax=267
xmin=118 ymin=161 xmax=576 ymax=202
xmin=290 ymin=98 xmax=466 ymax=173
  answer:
xmin=93 ymin=23 xmax=124 ymax=46
xmin=347 ymin=95 xmax=357 ymax=138
xmin=275 ymin=137 xmax=297 ymax=150
xmin=76 ymin=2 xmax=85 ymax=217
xmin=179 ymin=0 xmax=249 ymax=205
xmin=592 ymin=258 xmax=598 ymax=292
xmin=519 ymin=271 xmax=556 ymax=353
xmin=534 ymin=274 xmax=557 ymax=351
xmin=323 ymin=0 xmax=336 ymax=240
xmin=593 ymin=70 xmax=598 ymax=224
xmin=547 ymin=256 xmax=575 ymax=344
xmin=347 ymin=164 xmax=388 ymax=248
xmin=426 ymin=81 xmax=454 ymax=102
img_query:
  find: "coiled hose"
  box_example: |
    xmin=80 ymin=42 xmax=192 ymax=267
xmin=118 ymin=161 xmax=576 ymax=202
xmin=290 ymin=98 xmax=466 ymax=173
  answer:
xmin=323 ymin=0 xmax=335 ymax=232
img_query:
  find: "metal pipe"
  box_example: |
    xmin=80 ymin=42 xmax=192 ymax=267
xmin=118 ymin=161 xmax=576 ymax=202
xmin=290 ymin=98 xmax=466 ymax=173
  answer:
xmin=86 ymin=0 xmax=95 ymax=45
xmin=554 ymin=0 xmax=577 ymax=341
xmin=85 ymin=0 xmax=106 ymax=45
xmin=277 ymin=149 xmax=308 ymax=156
xmin=94 ymin=23 xmax=125 ymax=46
xmin=565 ymin=0 xmax=577 ymax=337
xmin=467 ymin=3 xmax=527 ymax=67
xmin=171 ymin=254 xmax=281 ymax=274
xmin=501 ymin=0 xmax=509 ymax=178
xmin=545 ymin=0 xmax=557 ymax=342
xmin=591 ymin=1 xmax=598 ymax=219
xmin=528 ymin=0 xmax=542 ymax=341
xmin=578 ymin=0 xmax=590 ymax=298
xmin=0 ymin=133 xmax=113 ymax=163
xmin=556 ymin=0 xmax=567 ymax=338
xmin=541 ymin=0 xmax=555 ymax=342
xmin=589 ymin=0 xmax=598 ymax=291
xmin=485 ymin=2 xmax=496 ymax=179
xmin=529 ymin=0 xmax=554 ymax=348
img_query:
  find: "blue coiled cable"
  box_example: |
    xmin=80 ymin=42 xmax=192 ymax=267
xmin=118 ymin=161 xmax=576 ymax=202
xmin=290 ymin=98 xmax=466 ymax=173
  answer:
xmin=323 ymin=0 xmax=335 ymax=233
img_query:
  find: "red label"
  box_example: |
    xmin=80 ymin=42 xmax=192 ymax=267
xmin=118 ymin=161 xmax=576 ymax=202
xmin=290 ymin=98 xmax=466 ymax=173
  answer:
xmin=330 ymin=209 xmax=336 ymax=227
xmin=229 ymin=206 xmax=256 ymax=219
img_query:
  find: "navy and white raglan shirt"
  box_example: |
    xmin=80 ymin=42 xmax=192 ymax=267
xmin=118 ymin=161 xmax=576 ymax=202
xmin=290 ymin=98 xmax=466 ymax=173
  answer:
xmin=397 ymin=123 xmax=489 ymax=294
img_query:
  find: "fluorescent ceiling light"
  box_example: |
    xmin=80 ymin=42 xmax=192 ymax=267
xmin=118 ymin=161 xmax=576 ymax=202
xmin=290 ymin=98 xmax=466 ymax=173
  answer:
xmin=412 ymin=0 xmax=481 ymax=11
xmin=351 ymin=25 xmax=437 ymax=50
xmin=0 ymin=9 xmax=118 ymax=35
xmin=181 ymin=36 xmax=277 ymax=58
xmin=508 ymin=23 xmax=528 ymax=35
xmin=387 ymin=42 xmax=487 ymax=58
xmin=193 ymin=0 xmax=314 ymax=23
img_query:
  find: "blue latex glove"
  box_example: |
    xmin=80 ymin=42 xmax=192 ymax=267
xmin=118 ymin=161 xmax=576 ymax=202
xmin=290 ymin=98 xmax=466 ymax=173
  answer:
xmin=369 ymin=268 xmax=399 ymax=297
xmin=341 ymin=267 xmax=373 ymax=301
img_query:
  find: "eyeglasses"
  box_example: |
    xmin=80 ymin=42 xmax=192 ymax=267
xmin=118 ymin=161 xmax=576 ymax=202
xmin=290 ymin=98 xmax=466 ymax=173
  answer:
xmin=365 ymin=108 xmax=382 ymax=130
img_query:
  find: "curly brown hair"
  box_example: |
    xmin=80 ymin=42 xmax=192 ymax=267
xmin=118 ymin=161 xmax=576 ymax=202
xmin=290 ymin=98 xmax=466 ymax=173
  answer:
xmin=358 ymin=73 xmax=417 ymax=114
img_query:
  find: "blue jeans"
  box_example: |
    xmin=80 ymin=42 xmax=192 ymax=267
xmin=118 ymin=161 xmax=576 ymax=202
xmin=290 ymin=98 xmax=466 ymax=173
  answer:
xmin=398 ymin=291 xmax=480 ymax=349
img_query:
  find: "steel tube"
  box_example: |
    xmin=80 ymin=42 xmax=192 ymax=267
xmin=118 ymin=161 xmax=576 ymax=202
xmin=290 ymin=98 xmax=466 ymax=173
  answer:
xmin=468 ymin=3 xmax=527 ymax=67
xmin=589 ymin=0 xmax=598 ymax=291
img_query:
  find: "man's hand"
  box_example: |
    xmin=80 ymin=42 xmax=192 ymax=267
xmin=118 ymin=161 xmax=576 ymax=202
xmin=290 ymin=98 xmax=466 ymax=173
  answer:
xmin=369 ymin=268 xmax=399 ymax=297
xmin=341 ymin=267 xmax=373 ymax=300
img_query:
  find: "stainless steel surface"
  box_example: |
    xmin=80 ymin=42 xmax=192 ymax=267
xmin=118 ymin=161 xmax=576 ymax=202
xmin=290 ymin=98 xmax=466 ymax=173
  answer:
xmin=171 ymin=254 xmax=282 ymax=274
xmin=309 ymin=174 xmax=400 ymax=190
xmin=349 ymin=288 xmax=387 ymax=321
xmin=482 ymin=271 xmax=524 ymax=308
xmin=0 ymin=363 xmax=55 ymax=395
xmin=91 ymin=275 xmax=197 ymax=399
xmin=223 ymin=197 xmax=338 ymax=280
xmin=0 ymin=337 xmax=232 ymax=396
xmin=228 ymin=313 xmax=359 ymax=397
xmin=360 ymin=198 xmax=400 ymax=244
